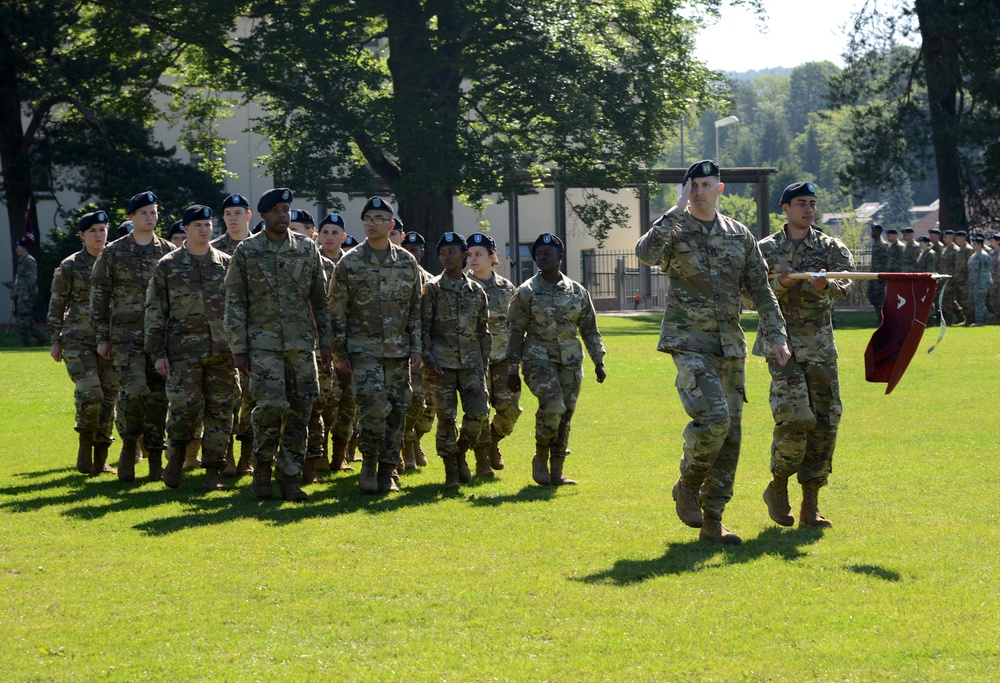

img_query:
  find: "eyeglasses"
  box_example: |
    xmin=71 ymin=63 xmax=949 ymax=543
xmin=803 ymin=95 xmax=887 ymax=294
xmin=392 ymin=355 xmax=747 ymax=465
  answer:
xmin=362 ymin=217 xmax=392 ymax=226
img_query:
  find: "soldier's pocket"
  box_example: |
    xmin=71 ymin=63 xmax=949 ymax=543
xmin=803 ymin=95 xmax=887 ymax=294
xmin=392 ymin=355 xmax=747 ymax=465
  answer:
xmin=674 ymin=364 xmax=710 ymax=417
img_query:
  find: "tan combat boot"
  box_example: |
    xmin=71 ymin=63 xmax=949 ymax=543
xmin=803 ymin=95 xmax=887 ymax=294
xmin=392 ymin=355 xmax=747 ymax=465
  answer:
xmin=280 ymin=472 xmax=309 ymax=501
xmin=91 ymin=442 xmax=116 ymax=475
xmin=442 ymin=453 xmax=460 ymax=489
xmin=489 ymin=425 xmax=505 ymax=470
xmin=162 ymin=442 xmax=187 ymax=488
xmin=763 ymin=475 xmax=794 ymax=526
xmin=549 ymin=455 xmax=577 ymax=485
xmin=236 ymin=437 xmax=255 ymax=476
xmin=146 ymin=449 xmax=163 ymax=482
xmin=315 ymin=436 xmax=331 ymax=472
xmin=377 ymin=461 xmax=401 ymax=493
xmin=403 ymin=442 xmax=417 ymax=471
xmin=183 ymin=441 xmax=201 ymax=470
xmin=456 ymin=437 xmax=472 ymax=484
xmin=222 ymin=437 xmax=238 ymax=477
xmin=330 ymin=437 xmax=354 ymax=472
xmin=204 ymin=466 xmax=231 ymax=492
xmin=302 ymin=458 xmax=321 ymax=484
xmin=532 ymin=444 xmax=550 ymax=486
xmin=800 ymin=482 xmax=833 ymax=528
xmin=414 ymin=440 xmax=428 ymax=467
xmin=473 ymin=445 xmax=495 ymax=478
xmin=251 ymin=458 xmax=274 ymax=499
xmin=672 ymin=476 xmax=703 ymax=528
xmin=700 ymin=515 xmax=742 ymax=545
xmin=347 ymin=436 xmax=361 ymax=462
xmin=76 ymin=432 xmax=94 ymax=474
xmin=117 ymin=437 xmax=139 ymax=482
xmin=359 ymin=456 xmax=378 ymax=494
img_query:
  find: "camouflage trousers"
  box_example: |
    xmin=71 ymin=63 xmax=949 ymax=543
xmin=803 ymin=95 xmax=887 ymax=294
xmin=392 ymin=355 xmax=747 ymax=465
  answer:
xmin=403 ymin=362 xmax=434 ymax=447
xmin=165 ymin=356 xmax=236 ymax=469
xmin=249 ymin=349 xmax=319 ymax=476
xmin=233 ymin=367 xmax=254 ymax=442
xmin=523 ymin=359 xmax=582 ymax=455
xmin=866 ymin=280 xmax=886 ymax=315
xmin=957 ymin=280 xmax=971 ymax=318
xmin=112 ymin=343 xmax=168 ymax=450
xmin=325 ymin=367 xmax=357 ymax=444
xmin=766 ymin=358 xmax=841 ymax=487
xmin=940 ymin=278 xmax=966 ymax=324
xmin=63 ymin=345 xmax=118 ymax=444
xmin=15 ymin=296 xmax=45 ymax=345
xmin=971 ymin=283 xmax=991 ymax=325
xmin=475 ymin=360 xmax=522 ymax=449
xmin=430 ymin=367 xmax=489 ymax=459
xmin=307 ymin=353 xmax=335 ymax=459
xmin=988 ymin=281 xmax=1000 ymax=318
xmin=351 ymin=354 xmax=410 ymax=465
xmin=671 ymin=351 xmax=746 ymax=518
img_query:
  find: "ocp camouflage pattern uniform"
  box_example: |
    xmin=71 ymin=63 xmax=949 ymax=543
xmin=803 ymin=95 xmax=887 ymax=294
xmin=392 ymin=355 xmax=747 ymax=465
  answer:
xmin=918 ymin=246 xmax=940 ymax=321
xmin=470 ymin=270 xmax=522 ymax=451
xmin=967 ymin=249 xmax=993 ymax=325
xmin=422 ymin=271 xmax=491 ymax=460
xmin=635 ymin=206 xmax=787 ymax=519
xmin=322 ymin=251 xmax=359 ymax=450
xmin=403 ymin=264 xmax=435 ymax=455
xmin=307 ymin=254 xmax=337 ymax=462
xmin=145 ymin=246 xmax=235 ymax=469
xmin=867 ymin=239 xmax=888 ymax=311
xmin=329 ymin=240 xmax=421 ymax=466
xmin=224 ymin=231 xmax=331 ymax=477
xmin=14 ymin=252 xmax=46 ymax=345
xmin=902 ymin=240 xmax=921 ymax=272
xmin=886 ymin=238 xmax=904 ymax=273
xmin=939 ymin=243 xmax=965 ymax=324
xmin=956 ymin=241 xmax=974 ymax=316
xmin=48 ymin=249 xmax=118 ymax=446
xmin=754 ymin=225 xmax=854 ymax=488
xmin=506 ymin=272 xmax=604 ymax=458
xmin=989 ymin=248 xmax=1000 ymax=318
xmin=90 ymin=233 xmax=176 ymax=450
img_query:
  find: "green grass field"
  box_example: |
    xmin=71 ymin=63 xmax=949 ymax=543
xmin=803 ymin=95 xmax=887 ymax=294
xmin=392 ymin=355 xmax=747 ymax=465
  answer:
xmin=1 ymin=316 xmax=998 ymax=682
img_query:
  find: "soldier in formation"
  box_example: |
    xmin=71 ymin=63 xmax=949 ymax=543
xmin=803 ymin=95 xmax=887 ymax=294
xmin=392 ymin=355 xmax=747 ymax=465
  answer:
xmin=967 ymin=235 xmax=993 ymax=326
xmin=954 ymin=231 xmax=974 ymax=319
xmin=400 ymin=231 xmax=435 ymax=470
xmin=989 ymin=234 xmax=1000 ymax=322
xmin=900 ymin=228 xmax=920 ymax=272
xmin=938 ymin=230 xmax=965 ymax=325
xmin=12 ymin=239 xmax=48 ymax=346
xmin=866 ymin=224 xmax=888 ymax=315
xmin=885 ymin=228 xmax=904 ymax=273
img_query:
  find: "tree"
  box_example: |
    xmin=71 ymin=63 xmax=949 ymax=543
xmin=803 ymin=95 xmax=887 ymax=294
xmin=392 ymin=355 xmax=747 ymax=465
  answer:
xmin=787 ymin=61 xmax=840 ymax=136
xmin=879 ymin=177 xmax=915 ymax=228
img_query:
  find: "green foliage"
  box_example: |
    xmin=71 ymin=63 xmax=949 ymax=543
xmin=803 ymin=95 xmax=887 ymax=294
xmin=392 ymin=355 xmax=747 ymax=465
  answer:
xmin=718 ymin=193 xmax=757 ymax=228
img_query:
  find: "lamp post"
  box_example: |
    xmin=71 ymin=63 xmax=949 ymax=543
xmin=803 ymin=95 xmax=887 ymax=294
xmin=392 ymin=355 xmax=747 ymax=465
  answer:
xmin=714 ymin=115 xmax=739 ymax=163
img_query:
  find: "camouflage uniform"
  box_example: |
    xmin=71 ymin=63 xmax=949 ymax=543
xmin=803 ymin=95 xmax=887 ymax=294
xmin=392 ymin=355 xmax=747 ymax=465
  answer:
xmin=867 ymin=239 xmax=889 ymax=312
xmin=755 ymin=226 xmax=854 ymax=487
xmin=635 ymin=206 xmax=787 ymax=518
xmin=885 ymin=239 xmax=904 ymax=273
xmin=423 ymin=272 xmax=491 ymax=460
xmin=967 ymin=249 xmax=993 ymax=325
xmin=90 ymin=233 xmax=176 ymax=448
xmin=14 ymin=252 xmax=46 ymax=345
xmin=506 ymin=272 xmax=604 ymax=457
xmin=989 ymin=249 xmax=1000 ymax=318
xmin=224 ymin=231 xmax=331 ymax=476
xmin=145 ymin=247 xmax=235 ymax=468
xmin=956 ymin=242 xmax=974 ymax=317
xmin=917 ymin=246 xmax=937 ymax=273
xmin=403 ymin=265 xmax=435 ymax=454
xmin=939 ymin=243 xmax=965 ymax=324
xmin=901 ymin=241 xmax=921 ymax=272
xmin=329 ymin=240 xmax=421 ymax=466
xmin=471 ymin=271 xmax=522 ymax=450
xmin=47 ymin=249 xmax=118 ymax=445
xmin=307 ymin=254 xmax=337 ymax=462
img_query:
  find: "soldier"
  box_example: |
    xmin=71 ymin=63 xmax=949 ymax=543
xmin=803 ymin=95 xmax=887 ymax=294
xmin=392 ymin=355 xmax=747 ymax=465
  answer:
xmin=342 ymin=233 xmax=359 ymax=251
xmin=289 ymin=209 xmax=316 ymax=240
xmin=967 ymin=235 xmax=993 ymax=326
xmin=224 ymin=188 xmax=332 ymax=502
xmin=116 ymin=221 xmax=134 ymax=240
xmin=12 ymin=240 xmax=47 ymax=346
xmin=316 ymin=213 xmax=357 ymax=473
xmin=329 ymin=196 xmax=422 ymax=494
xmin=884 ymin=228 xmax=904 ymax=273
xmin=867 ymin=223 xmax=888 ymax=316
xmin=989 ymin=233 xmax=1000 ymax=323
xmin=389 ymin=216 xmax=404 ymax=246
xmin=917 ymin=236 xmax=936 ymax=272
xmin=757 ymin=182 xmax=855 ymax=529
xmin=167 ymin=221 xmax=186 ymax=249
xmin=929 ymin=227 xmax=944 ymax=259
xmin=212 ymin=193 xmax=256 ymax=476
xmin=400 ymin=231 xmax=435 ymax=470
xmin=938 ymin=230 xmax=965 ymax=325
xmin=635 ymin=160 xmax=790 ymax=545
xmin=145 ymin=205 xmax=236 ymax=491
xmin=507 ymin=232 xmax=606 ymax=488
xmin=48 ymin=211 xmax=119 ymax=475
xmin=91 ymin=190 xmax=176 ymax=482
xmin=954 ymin=230 xmax=974 ymax=321
xmin=467 ymin=232 xmax=521 ymax=472
xmin=901 ymin=228 xmax=920 ymax=272
xmin=423 ymin=232 xmax=492 ymax=487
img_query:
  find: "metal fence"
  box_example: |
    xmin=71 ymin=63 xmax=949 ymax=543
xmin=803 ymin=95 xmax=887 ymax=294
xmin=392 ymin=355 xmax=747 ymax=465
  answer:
xmin=581 ymin=248 xmax=875 ymax=312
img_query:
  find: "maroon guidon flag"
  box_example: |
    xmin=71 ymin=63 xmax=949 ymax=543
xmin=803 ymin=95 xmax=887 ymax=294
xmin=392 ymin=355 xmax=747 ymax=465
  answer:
xmin=864 ymin=272 xmax=937 ymax=394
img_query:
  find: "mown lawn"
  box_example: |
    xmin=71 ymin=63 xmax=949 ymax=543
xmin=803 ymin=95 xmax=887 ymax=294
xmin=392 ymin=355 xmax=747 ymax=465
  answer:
xmin=0 ymin=316 xmax=997 ymax=682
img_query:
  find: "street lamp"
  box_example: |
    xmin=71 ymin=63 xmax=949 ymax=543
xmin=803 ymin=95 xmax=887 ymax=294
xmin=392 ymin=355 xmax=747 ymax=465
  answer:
xmin=714 ymin=115 xmax=739 ymax=163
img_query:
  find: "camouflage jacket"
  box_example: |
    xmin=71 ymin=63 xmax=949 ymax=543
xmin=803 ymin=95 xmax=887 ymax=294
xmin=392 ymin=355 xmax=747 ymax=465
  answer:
xmin=886 ymin=240 xmax=904 ymax=272
xmin=224 ymin=231 xmax=331 ymax=355
xmin=635 ymin=206 xmax=787 ymax=358
xmin=939 ymin=243 xmax=959 ymax=276
xmin=14 ymin=254 xmax=38 ymax=301
xmin=210 ymin=232 xmax=247 ymax=256
xmin=954 ymin=244 xmax=973 ymax=282
xmin=753 ymin=226 xmax=854 ymax=363
xmin=422 ymin=272 xmax=491 ymax=370
xmin=47 ymin=250 xmax=98 ymax=347
xmin=145 ymin=247 xmax=232 ymax=361
xmin=869 ymin=240 xmax=889 ymax=271
xmin=506 ymin=272 xmax=605 ymax=367
xmin=329 ymin=240 xmax=421 ymax=361
xmin=968 ymin=251 xmax=993 ymax=288
xmin=470 ymin=271 xmax=517 ymax=364
xmin=932 ymin=241 xmax=945 ymax=259
xmin=902 ymin=241 xmax=921 ymax=272
xmin=90 ymin=233 xmax=177 ymax=345
xmin=917 ymin=247 xmax=937 ymax=273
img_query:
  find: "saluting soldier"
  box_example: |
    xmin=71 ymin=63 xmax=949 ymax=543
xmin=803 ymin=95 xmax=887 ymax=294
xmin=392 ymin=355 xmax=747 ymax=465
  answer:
xmin=467 ymin=232 xmax=521 ymax=472
xmin=329 ymin=196 xmax=422 ymax=494
xmin=400 ymin=231 xmax=435 ymax=470
xmin=635 ymin=160 xmax=790 ymax=545
xmin=757 ymin=182 xmax=855 ymax=529
xmin=12 ymin=239 xmax=47 ymax=346
xmin=225 ymin=188 xmax=332 ymax=502
xmin=90 ymin=191 xmax=176 ymax=482
xmin=48 ymin=211 xmax=119 ymax=475
xmin=145 ymin=205 xmax=236 ymax=491
xmin=507 ymin=233 xmax=606 ymax=488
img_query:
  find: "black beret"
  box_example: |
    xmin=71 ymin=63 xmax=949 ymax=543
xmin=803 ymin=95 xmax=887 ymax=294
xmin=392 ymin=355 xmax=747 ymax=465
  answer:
xmin=15 ymin=239 xmax=31 ymax=248
xmin=870 ymin=224 xmax=883 ymax=232
xmin=342 ymin=234 xmax=359 ymax=248
xmin=886 ymin=228 xmax=898 ymax=235
xmin=182 ymin=204 xmax=212 ymax=226
xmin=361 ymin=196 xmax=394 ymax=218
xmin=257 ymin=187 xmax=293 ymax=213
xmin=972 ymin=234 xmax=985 ymax=243
xmin=168 ymin=220 xmax=185 ymax=238
xmin=779 ymin=181 xmax=817 ymax=206
xmin=391 ymin=215 xmax=404 ymax=231
xmin=252 ymin=220 xmax=264 ymax=234
xmin=437 ymin=232 xmax=467 ymax=252
xmin=990 ymin=233 xmax=1000 ymax=241
xmin=403 ymin=231 xmax=425 ymax=247
xmin=468 ymin=232 xmax=497 ymax=252
xmin=943 ymin=230 xmax=955 ymax=236
xmin=78 ymin=211 xmax=109 ymax=232
xmin=929 ymin=228 xmax=942 ymax=235
xmin=127 ymin=191 xmax=157 ymax=214
xmin=532 ymin=232 xmax=564 ymax=258
xmin=955 ymin=230 xmax=968 ymax=237
xmin=683 ymin=159 xmax=720 ymax=185
xmin=290 ymin=209 xmax=315 ymax=226
xmin=319 ymin=213 xmax=345 ymax=229
xmin=222 ymin=193 xmax=250 ymax=210
xmin=917 ymin=235 xmax=930 ymax=243
xmin=901 ymin=227 xmax=914 ymax=234
xmin=117 ymin=221 xmax=134 ymax=239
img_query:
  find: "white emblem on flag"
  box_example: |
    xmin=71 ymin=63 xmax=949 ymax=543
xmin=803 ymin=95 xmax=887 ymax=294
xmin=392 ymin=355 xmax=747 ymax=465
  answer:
xmin=897 ymin=294 xmax=906 ymax=309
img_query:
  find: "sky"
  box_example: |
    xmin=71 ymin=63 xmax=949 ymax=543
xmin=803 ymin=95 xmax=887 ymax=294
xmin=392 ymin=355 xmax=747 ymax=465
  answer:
xmin=694 ymin=0 xmax=868 ymax=72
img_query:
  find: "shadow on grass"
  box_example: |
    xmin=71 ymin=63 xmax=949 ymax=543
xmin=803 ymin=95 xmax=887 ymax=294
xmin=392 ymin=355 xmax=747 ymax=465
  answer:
xmin=574 ymin=526 xmax=824 ymax=586
xmin=465 ymin=484 xmax=557 ymax=507
xmin=845 ymin=563 xmax=901 ymax=582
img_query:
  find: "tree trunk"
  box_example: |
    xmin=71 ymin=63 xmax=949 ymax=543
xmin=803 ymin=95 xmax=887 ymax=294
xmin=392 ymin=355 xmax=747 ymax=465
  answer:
xmin=397 ymin=190 xmax=455 ymax=274
xmin=0 ymin=28 xmax=32 ymax=275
